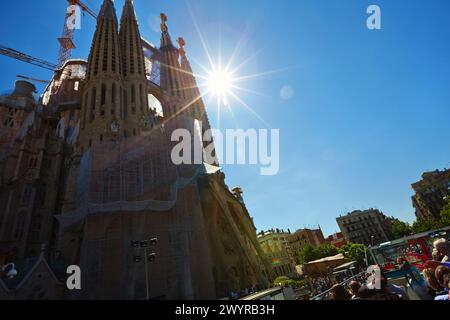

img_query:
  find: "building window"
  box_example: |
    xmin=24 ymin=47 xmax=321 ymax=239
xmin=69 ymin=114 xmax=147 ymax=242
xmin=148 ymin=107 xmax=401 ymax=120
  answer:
xmin=74 ymin=81 xmax=79 ymax=91
xmin=35 ymin=184 xmax=46 ymax=207
xmin=29 ymin=214 xmax=42 ymax=241
xmin=140 ymin=84 xmax=144 ymax=112
xmin=101 ymin=84 xmax=106 ymax=106
xmin=131 ymin=85 xmax=136 ymax=113
xmin=83 ymin=92 xmax=88 ymax=128
xmin=22 ymin=185 xmax=33 ymax=206
xmin=3 ymin=108 xmax=19 ymax=128
xmin=112 ymin=83 xmax=116 ymax=104
xmin=123 ymin=90 xmax=128 ymax=118
xmin=14 ymin=210 xmax=27 ymax=240
xmin=28 ymin=157 xmax=38 ymax=169
xmin=90 ymin=87 xmax=96 ymax=122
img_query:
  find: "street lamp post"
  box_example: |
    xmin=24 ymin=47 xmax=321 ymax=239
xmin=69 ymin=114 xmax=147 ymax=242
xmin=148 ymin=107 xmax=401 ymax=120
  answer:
xmin=1 ymin=263 xmax=18 ymax=279
xmin=131 ymin=237 xmax=158 ymax=300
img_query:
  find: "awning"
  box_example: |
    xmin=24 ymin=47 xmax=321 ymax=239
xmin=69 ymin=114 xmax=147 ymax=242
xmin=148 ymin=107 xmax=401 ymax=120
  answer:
xmin=333 ymin=261 xmax=357 ymax=272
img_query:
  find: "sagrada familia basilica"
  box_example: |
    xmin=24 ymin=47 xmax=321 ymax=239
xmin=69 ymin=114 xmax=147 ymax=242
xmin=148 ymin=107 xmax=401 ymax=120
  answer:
xmin=0 ymin=0 xmax=273 ymax=299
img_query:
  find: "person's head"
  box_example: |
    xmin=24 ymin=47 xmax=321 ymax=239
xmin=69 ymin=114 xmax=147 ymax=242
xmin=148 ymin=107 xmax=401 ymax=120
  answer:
xmin=349 ymin=281 xmax=361 ymax=296
xmin=435 ymin=265 xmax=450 ymax=288
xmin=331 ymin=284 xmax=351 ymax=300
xmin=442 ymin=273 xmax=450 ymax=290
xmin=432 ymin=248 xmax=444 ymax=262
xmin=358 ymin=284 xmax=376 ymax=299
xmin=423 ymin=268 xmax=440 ymax=291
xmin=433 ymin=239 xmax=450 ymax=257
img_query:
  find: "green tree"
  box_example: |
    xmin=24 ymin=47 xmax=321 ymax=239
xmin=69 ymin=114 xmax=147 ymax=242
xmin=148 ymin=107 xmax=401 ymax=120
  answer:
xmin=339 ymin=243 xmax=368 ymax=264
xmin=439 ymin=198 xmax=450 ymax=227
xmin=273 ymin=276 xmax=307 ymax=288
xmin=298 ymin=244 xmax=340 ymax=264
xmin=273 ymin=276 xmax=290 ymax=286
xmin=391 ymin=220 xmax=412 ymax=239
xmin=315 ymin=244 xmax=339 ymax=259
xmin=411 ymin=218 xmax=439 ymax=234
xmin=298 ymin=244 xmax=317 ymax=264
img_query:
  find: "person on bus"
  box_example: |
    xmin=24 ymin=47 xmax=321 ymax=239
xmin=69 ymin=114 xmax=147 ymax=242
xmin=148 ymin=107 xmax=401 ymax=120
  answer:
xmin=434 ymin=266 xmax=450 ymax=301
xmin=348 ymin=281 xmax=361 ymax=300
xmin=433 ymin=239 xmax=450 ymax=263
xmin=423 ymin=268 xmax=443 ymax=298
xmin=432 ymin=248 xmax=444 ymax=262
xmin=330 ymin=284 xmax=351 ymax=300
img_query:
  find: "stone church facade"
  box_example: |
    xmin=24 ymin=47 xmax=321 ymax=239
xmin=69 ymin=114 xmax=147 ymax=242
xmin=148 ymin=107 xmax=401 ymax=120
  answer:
xmin=0 ymin=0 xmax=273 ymax=299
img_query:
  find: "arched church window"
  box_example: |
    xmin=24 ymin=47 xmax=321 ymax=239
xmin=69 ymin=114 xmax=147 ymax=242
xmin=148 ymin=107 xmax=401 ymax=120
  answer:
xmin=35 ymin=184 xmax=46 ymax=207
xmin=101 ymin=84 xmax=106 ymax=106
xmin=131 ymin=85 xmax=136 ymax=105
xmin=90 ymin=87 xmax=97 ymax=122
xmin=139 ymin=85 xmax=144 ymax=112
xmin=14 ymin=210 xmax=27 ymax=240
xmin=21 ymin=185 xmax=33 ymax=206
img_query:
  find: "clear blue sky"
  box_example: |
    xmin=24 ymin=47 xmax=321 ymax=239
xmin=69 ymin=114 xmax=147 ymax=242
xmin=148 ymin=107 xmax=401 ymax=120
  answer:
xmin=1 ymin=0 xmax=450 ymax=236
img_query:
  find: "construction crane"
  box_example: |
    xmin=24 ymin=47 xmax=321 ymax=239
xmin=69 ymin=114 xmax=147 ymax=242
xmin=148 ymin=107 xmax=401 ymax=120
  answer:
xmin=16 ymin=75 xmax=50 ymax=84
xmin=58 ymin=0 xmax=97 ymax=68
xmin=0 ymin=1 xmax=97 ymax=72
xmin=1 ymin=1 xmax=156 ymax=79
xmin=0 ymin=44 xmax=58 ymax=71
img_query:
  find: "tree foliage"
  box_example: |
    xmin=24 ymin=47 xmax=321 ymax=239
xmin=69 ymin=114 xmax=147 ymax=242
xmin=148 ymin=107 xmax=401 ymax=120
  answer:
xmin=391 ymin=220 xmax=412 ymax=239
xmin=338 ymin=243 xmax=368 ymax=264
xmin=273 ymin=276 xmax=306 ymax=288
xmin=411 ymin=218 xmax=440 ymax=234
xmin=298 ymin=244 xmax=339 ymax=264
xmin=395 ymin=198 xmax=450 ymax=236
xmin=440 ymin=198 xmax=450 ymax=227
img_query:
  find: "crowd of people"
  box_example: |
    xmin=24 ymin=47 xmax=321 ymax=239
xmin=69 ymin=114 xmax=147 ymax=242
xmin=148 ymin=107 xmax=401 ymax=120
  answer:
xmin=319 ymin=238 xmax=450 ymax=300
xmin=311 ymin=276 xmax=333 ymax=296
xmin=227 ymin=285 xmax=260 ymax=300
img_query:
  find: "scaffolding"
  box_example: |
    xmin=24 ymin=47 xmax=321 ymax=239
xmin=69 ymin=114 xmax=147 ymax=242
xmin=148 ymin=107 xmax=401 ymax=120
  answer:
xmin=57 ymin=125 xmax=221 ymax=231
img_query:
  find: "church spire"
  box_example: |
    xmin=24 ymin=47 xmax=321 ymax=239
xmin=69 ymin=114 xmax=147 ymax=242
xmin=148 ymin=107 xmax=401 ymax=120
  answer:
xmin=160 ymin=13 xmax=175 ymax=49
xmin=80 ymin=0 xmax=123 ymax=148
xmin=86 ymin=0 xmax=121 ymax=81
xmin=97 ymin=0 xmax=118 ymax=22
xmin=159 ymin=13 xmax=183 ymax=100
xmin=177 ymin=37 xmax=210 ymax=125
xmin=121 ymin=0 xmax=137 ymax=21
xmin=120 ymin=0 xmax=145 ymax=78
xmin=177 ymin=37 xmax=218 ymax=165
xmin=177 ymin=37 xmax=195 ymax=100
xmin=119 ymin=0 xmax=151 ymax=136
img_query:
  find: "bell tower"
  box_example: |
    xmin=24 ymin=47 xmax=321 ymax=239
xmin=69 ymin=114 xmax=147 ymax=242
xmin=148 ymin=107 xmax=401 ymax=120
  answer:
xmin=159 ymin=13 xmax=185 ymax=118
xmin=79 ymin=0 xmax=123 ymax=148
xmin=119 ymin=0 xmax=152 ymax=137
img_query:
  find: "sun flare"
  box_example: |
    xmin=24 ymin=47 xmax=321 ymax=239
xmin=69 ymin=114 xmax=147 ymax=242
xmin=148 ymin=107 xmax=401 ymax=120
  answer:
xmin=207 ymin=69 xmax=233 ymax=97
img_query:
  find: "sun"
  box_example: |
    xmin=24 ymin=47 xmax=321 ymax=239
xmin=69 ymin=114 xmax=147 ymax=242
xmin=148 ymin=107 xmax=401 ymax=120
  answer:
xmin=207 ymin=69 xmax=233 ymax=97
